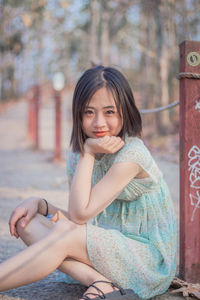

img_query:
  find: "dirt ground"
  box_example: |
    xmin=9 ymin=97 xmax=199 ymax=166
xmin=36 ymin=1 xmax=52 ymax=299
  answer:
xmin=0 ymin=99 xmax=186 ymax=299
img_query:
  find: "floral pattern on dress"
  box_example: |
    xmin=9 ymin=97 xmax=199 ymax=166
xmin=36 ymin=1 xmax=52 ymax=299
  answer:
xmin=58 ymin=136 xmax=177 ymax=299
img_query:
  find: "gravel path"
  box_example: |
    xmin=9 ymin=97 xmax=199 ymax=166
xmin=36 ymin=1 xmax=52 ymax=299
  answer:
xmin=0 ymin=100 xmax=183 ymax=299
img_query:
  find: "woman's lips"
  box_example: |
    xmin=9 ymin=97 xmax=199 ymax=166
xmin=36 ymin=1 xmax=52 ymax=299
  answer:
xmin=93 ymin=131 xmax=109 ymax=137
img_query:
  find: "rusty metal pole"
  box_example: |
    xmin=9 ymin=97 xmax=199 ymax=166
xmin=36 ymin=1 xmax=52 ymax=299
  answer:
xmin=34 ymin=85 xmax=40 ymax=149
xmin=179 ymin=40 xmax=200 ymax=282
xmin=54 ymin=90 xmax=62 ymax=161
xmin=28 ymin=87 xmax=35 ymax=142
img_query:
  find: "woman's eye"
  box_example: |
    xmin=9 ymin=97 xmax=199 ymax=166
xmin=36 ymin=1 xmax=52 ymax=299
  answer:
xmin=84 ymin=110 xmax=94 ymax=116
xmin=106 ymin=110 xmax=115 ymax=115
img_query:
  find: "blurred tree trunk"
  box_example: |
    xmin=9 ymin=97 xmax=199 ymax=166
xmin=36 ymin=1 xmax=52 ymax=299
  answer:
xmin=167 ymin=0 xmax=179 ymax=131
xmin=0 ymin=4 xmax=6 ymax=100
xmin=180 ymin=0 xmax=190 ymax=40
xmin=139 ymin=1 xmax=152 ymax=135
xmin=100 ymin=0 xmax=110 ymax=66
xmin=139 ymin=1 xmax=149 ymax=109
xmin=63 ymin=31 xmax=71 ymax=87
xmin=138 ymin=1 xmax=158 ymax=137
xmin=89 ymin=0 xmax=100 ymax=65
xmin=154 ymin=0 xmax=171 ymax=135
xmin=0 ymin=54 xmax=5 ymax=100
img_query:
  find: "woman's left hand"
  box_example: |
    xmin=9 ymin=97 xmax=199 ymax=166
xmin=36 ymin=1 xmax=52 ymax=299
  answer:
xmin=84 ymin=136 xmax=125 ymax=155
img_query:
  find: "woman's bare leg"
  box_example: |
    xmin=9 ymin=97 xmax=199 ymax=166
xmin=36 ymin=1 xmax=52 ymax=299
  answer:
xmin=16 ymin=213 xmax=118 ymax=299
xmin=15 ymin=214 xmax=109 ymax=285
xmin=0 ymin=214 xmax=117 ymax=299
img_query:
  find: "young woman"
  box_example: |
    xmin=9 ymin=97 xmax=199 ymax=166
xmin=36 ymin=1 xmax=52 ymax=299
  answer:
xmin=0 ymin=66 xmax=177 ymax=299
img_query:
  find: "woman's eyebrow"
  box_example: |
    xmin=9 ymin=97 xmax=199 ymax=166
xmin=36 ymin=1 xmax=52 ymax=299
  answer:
xmin=85 ymin=105 xmax=95 ymax=109
xmin=103 ymin=105 xmax=115 ymax=109
xmin=85 ymin=105 xmax=115 ymax=109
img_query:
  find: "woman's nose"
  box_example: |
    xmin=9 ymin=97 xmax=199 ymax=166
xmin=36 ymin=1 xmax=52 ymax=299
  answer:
xmin=93 ymin=113 xmax=106 ymax=128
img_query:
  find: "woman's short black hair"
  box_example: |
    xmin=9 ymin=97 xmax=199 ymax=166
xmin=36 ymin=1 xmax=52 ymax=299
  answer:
xmin=70 ymin=65 xmax=142 ymax=153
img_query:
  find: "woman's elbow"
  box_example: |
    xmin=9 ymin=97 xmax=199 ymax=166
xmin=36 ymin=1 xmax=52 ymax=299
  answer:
xmin=68 ymin=210 xmax=88 ymax=225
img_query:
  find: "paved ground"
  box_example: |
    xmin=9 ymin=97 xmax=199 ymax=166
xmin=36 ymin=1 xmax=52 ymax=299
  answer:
xmin=0 ymin=99 xmax=186 ymax=299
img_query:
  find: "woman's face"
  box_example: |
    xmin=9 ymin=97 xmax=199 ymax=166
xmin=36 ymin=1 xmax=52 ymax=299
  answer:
xmin=82 ymin=87 xmax=123 ymax=138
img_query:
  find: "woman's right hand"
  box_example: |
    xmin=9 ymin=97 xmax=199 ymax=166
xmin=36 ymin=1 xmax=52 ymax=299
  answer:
xmin=84 ymin=136 xmax=125 ymax=155
xmin=9 ymin=197 xmax=40 ymax=238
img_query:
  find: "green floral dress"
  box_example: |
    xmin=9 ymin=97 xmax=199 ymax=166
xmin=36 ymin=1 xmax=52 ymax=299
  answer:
xmin=58 ymin=136 xmax=177 ymax=299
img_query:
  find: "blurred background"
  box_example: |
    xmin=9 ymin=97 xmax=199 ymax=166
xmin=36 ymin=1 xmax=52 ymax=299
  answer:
xmin=0 ymin=0 xmax=200 ymax=160
xmin=1 ymin=2 xmax=199 ymax=290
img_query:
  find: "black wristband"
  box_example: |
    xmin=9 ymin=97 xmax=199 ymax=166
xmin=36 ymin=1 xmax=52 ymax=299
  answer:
xmin=42 ymin=198 xmax=48 ymax=216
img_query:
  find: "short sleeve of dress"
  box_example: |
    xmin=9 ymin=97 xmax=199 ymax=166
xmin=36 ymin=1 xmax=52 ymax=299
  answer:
xmin=113 ymin=137 xmax=162 ymax=183
xmin=66 ymin=150 xmax=80 ymax=186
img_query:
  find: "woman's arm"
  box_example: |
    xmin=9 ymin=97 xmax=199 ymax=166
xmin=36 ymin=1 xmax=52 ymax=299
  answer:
xmin=38 ymin=198 xmax=69 ymax=218
xmin=68 ymin=136 xmax=141 ymax=224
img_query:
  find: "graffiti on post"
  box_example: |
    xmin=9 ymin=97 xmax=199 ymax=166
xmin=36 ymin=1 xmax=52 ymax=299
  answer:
xmin=188 ymin=145 xmax=200 ymax=221
xmin=195 ymin=99 xmax=200 ymax=112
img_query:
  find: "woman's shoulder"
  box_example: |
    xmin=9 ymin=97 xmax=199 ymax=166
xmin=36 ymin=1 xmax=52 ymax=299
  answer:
xmin=123 ymin=136 xmax=145 ymax=150
xmin=116 ymin=136 xmax=150 ymax=156
xmin=113 ymin=136 xmax=152 ymax=165
xmin=113 ymin=136 xmax=162 ymax=183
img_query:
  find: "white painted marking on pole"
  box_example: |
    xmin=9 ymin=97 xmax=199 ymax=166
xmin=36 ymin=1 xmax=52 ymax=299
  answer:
xmin=189 ymin=192 xmax=200 ymax=222
xmin=195 ymin=100 xmax=200 ymax=112
xmin=188 ymin=145 xmax=200 ymax=221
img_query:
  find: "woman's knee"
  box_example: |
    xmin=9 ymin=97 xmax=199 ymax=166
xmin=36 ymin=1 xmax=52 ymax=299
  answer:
xmin=16 ymin=217 xmax=30 ymax=238
xmin=16 ymin=213 xmax=53 ymax=245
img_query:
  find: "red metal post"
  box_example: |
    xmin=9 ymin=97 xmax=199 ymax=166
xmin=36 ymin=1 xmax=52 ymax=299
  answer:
xmin=54 ymin=90 xmax=62 ymax=161
xmin=34 ymin=85 xmax=40 ymax=149
xmin=28 ymin=85 xmax=40 ymax=148
xmin=179 ymin=40 xmax=200 ymax=282
xmin=28 ymin=88 xmax=35 ymax=141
